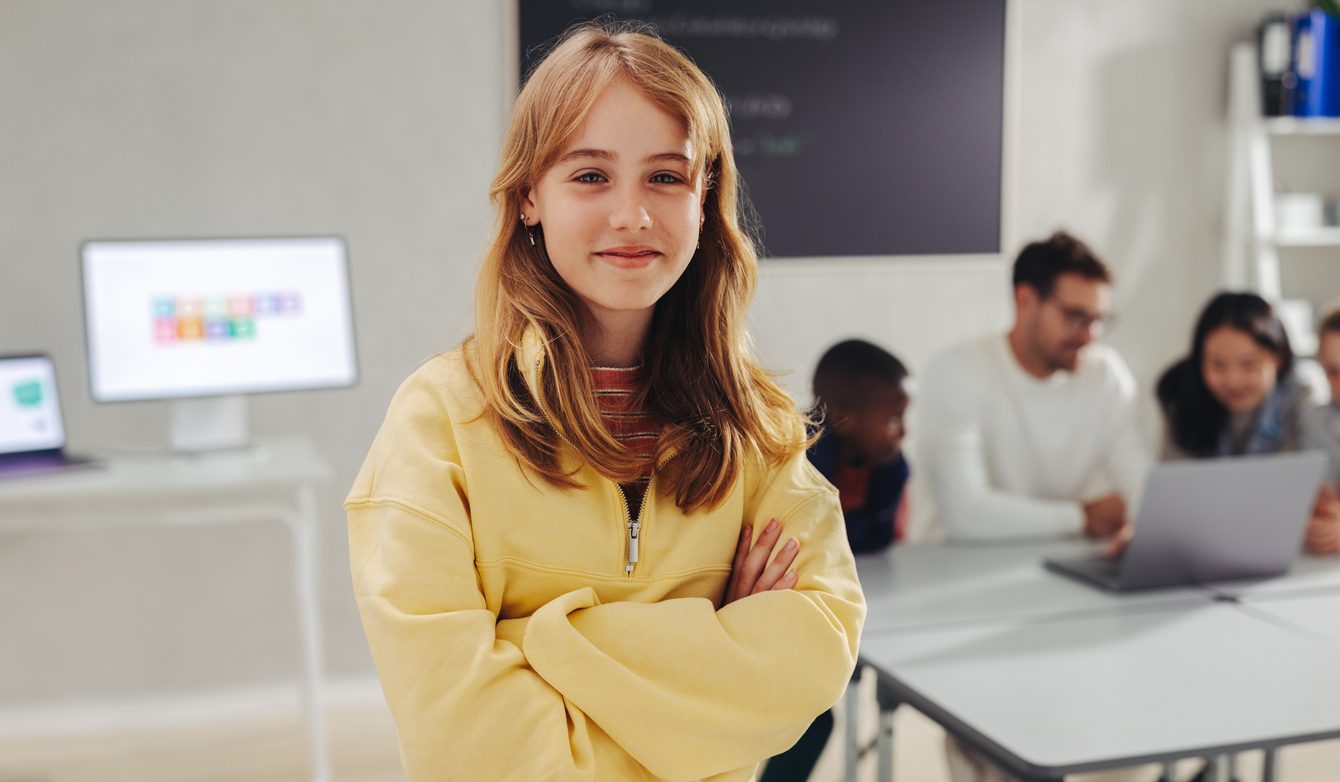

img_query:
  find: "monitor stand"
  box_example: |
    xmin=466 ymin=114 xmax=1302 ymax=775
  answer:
xmin=170 ymin=396 xmax=250 ymax=453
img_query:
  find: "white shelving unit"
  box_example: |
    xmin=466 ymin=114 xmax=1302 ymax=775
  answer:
xmin=1224 ymin=42 xmax=1340 ymax=356
xmin=1276 ymin=225 xmax=1340 ymax=247
xmin=1263 ymin=115 xmax=1340 ymax=135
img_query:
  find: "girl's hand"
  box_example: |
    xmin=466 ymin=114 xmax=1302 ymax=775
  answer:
xmin=723 ymin=518 xmax=800 ymax=606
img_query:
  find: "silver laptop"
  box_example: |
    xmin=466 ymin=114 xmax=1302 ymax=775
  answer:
xmin=0 ymin=353 xmax=98 ymax=478
xmin=1046 ymin=451 xmax=1328 ymax=591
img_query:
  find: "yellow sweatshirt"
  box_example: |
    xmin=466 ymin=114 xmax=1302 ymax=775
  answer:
xmin=346 ymin=340 xmax=866 ymax=782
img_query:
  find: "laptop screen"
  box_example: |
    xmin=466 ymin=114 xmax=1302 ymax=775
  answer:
xmin=0 ymin=355 xmax=66 ymax=455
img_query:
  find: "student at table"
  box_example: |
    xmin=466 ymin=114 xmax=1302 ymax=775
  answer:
xmin=1156 ymin=292 xmax=1339 ymax=555
xmin=918 ymin=231 xmax=1150 ymax=543
xmin=345 ymin=23 xmax=865 ymax=781
xmin=1303 ymin=305 xmax=1340 ymax=554
xmin=761 ymin=339 xmax=911 ymax=782
xmin=1303 ymin=305 xmax=1340 ymax=499
xmin=808 ymin=339 xmax=912 ymax=554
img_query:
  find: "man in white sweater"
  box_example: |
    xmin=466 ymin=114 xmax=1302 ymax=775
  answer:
xmin=922 ymin=233 xmax=1153 ymax=782
xmin=920 ymin=231 xmax=1150 ymax=543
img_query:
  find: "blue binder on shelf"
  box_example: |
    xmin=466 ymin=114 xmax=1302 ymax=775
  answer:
xmin=1294 ymin=9 xmax=1340 ymax=117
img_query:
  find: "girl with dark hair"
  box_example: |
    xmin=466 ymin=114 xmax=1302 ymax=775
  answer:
xmin=1157 ymin=292 xmax=1300 ymax=457
xmin=1156 ymin=291 xmax=1338 ymax=554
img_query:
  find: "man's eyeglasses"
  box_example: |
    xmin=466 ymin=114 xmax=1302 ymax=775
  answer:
xmin=1048 ymin=299 xmax=1117 ymax=334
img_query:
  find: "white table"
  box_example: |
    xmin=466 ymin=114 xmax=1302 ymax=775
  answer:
xmin=846 ymin=540 xmax=1209 ymax=781
xmin=0 ymin=439 xmax=332 ymax=782
xmin=860 ymin=603 xmax=1340 ymax=780
xmin=856 ymin=539 xmax=1212 ymax=634
xmin=1203 ymin=554 xmax=1340 ymax=599
xmin=846 ymin=541 xmax=1340 ymax=782
xmin=1237 ymin=590 xmax=1340 ymax=645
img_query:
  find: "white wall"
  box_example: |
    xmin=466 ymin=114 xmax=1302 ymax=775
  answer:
xmin=756 ymin=0 xmax=1306 ymax=405
xmin=0 ymin=0 xmax=503 ymax=701
xmin=0 ymin=0 xmax=1304 ymax=703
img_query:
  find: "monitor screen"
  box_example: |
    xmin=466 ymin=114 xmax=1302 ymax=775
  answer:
xmin=81 ymin=237 xmax=358 ymax=402
xmin=0 ymin=354 xmax=66 ymax=455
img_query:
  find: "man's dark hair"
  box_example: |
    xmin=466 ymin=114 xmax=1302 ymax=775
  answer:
xmin=1012 ymin=231 xmax=1112 ymax=299
xmin=812 ymin=339 xmax=908 ymax=399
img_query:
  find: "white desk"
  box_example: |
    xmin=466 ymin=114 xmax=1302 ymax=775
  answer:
xmin=856 ymin=539 xmax=1211 ymax=636
xmin=1238 ymin=590 xmax=1340 ymax=645
xmin=846 ymin=542 xmax=1340 ymax=782
xmin=0 ymin=439 xmax=332 ymax=782
xmin=860 ymin=602 xmax=1340 ymax=780
xmin=1203 ymin=554 xmax=1340 ymax=599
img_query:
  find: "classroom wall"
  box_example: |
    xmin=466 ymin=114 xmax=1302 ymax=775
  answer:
xmin=757 ymin=0 xmax=1303 ymax=403
xmin=0 ymin=0 xmax=1301 ymax=705
xmin=0 ymin=0 xmax=503 ymax=702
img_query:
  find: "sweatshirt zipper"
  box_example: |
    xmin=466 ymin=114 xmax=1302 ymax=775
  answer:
xmin=619 ymin=483 xmax=647 ymax=575
xmin=532 ymin=353 xmax=679 ymax=577
xmin=621 ymin=448 xmax=679 ymax=576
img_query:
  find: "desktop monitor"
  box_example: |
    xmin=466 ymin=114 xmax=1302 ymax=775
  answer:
xmin=81 ymin=236 xmax=358 ymax=449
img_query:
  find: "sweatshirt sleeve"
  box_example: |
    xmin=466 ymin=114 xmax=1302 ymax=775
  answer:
xmin=1095 ymin=352 xmax=1151 ymax=509
xmin=919 ymin=349 xmax=1085 ymax=540
xmin=346 ymin=366 xmax=635 ymax=782
xmin=519 ymin=451 xmax=866 ymax=782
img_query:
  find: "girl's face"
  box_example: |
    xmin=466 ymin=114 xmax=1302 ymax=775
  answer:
xmin=522 ymin=77 xmax=704 ymax=328
xmin=1201 ymin=325 xmax=1281 ymax=413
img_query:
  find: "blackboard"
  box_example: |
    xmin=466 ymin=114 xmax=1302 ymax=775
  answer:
xmin=518 ymin=0 xmax=1006 ymax=259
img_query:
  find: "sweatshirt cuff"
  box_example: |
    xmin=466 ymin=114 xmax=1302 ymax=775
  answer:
xmin=1063 ymin=501 xmax=1086 ymax=534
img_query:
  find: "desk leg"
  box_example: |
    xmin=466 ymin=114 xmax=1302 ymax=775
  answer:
xmin=295 ymin=485 xmax=331 ymax=782
xmin=1159 ymin=761 xmax=1176 ymax=781
xmin=874 ymin=678 xmax=899 ymax=782
xmin=1208 ymin=754 xmax=1229 ymax=782
xmin=1262 ymin=747 xmax=1278 ymax=782
xmin=844 ymin=666 xmax=862 ymax=782
xmin=876 ymin=706 xmax=894 ymax=782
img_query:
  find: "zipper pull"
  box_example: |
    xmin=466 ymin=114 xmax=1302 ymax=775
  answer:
xmin=626 ymin=519 xmax=640 ymax=574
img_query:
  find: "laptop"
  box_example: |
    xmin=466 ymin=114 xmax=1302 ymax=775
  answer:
xmin=0 ymin=353 xmax=98 ymax=478
xmin=1046 ymin=451 xmax=1328 ymax=592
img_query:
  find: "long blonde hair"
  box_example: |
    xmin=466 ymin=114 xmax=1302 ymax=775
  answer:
xmin=466 ymin=22 xmax=807 ymax=513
